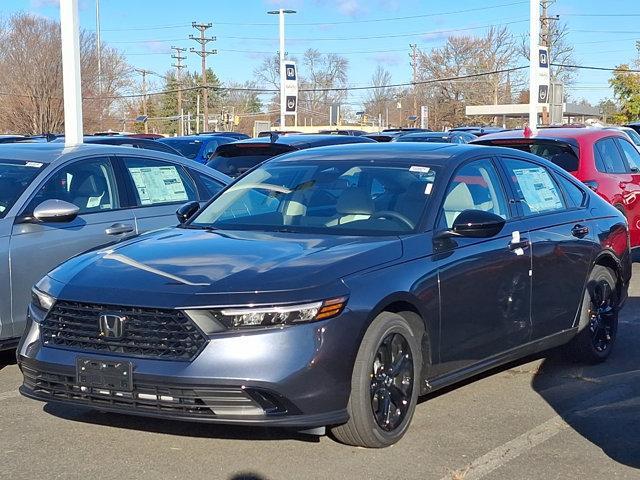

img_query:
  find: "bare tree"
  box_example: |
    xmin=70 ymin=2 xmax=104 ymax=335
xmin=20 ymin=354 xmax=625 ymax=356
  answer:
xmin=0 ymin=13 xmax=130 ymax=135
xmin=298 ymin=49 xmax=349 ymax=123
xmin=417 ymin=27 xmax=521 ymax=129
xmin=364 ymin=65 xmax=395 ymax=126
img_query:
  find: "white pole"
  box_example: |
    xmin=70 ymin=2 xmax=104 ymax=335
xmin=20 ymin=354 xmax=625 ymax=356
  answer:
xmin=279 ymin=9 xmax=286 ymax=129
xmin=529 ymin=0 xmax=540 ymax=134
xmin=60 ymin=0 xmax=84 ymax=146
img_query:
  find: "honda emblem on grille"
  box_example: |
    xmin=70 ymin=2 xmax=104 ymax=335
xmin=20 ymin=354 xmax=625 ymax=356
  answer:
xmin=99 ymin=314 xmax=127 ymax=338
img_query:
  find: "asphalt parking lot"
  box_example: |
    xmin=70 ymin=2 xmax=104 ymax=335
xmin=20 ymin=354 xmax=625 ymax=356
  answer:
xmin=0 ymin=266 xmax=638 ymax=480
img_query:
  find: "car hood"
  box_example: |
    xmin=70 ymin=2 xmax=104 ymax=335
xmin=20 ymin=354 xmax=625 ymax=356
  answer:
xmin=47 ymin=228 xmax=402 ymax=307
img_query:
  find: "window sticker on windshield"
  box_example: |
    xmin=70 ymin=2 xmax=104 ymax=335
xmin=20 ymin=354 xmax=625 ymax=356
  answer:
xmin=128 ymin=166 xmax=188 ymax=205
xmin=409 ymin=166 xmax=430 ymax=173
xmin=25 ymin=162 xmax=43 ymax=168
xmin=424 ymin=183 xmax=433 ymax=195
xmin=513 ymin=167 xmax=563 ymax=213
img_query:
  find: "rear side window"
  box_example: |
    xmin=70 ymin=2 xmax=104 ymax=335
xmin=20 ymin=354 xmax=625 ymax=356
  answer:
xmin=616 ymin=138 xmax=640 ymax=171
xmin=594 ymin=138 xmax=628 ymax=174
xmin=502 ymin=158 xmax=565 ymax=215
xmin=122 ymin=157 xmax=197 ymax=206
xmin=479 ymin=140 xmax=579 ymax=172
xmin=556 ymin=174 xmax=586 ymax=208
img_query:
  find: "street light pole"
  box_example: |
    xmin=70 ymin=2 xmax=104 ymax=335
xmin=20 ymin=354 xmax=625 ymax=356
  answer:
xmin=268 ymin=9 xmax=296 ymax=129
xmin=529 ymin=0 xmax=540 ymax=134
xmin=60 ymin=0 xmax=83 ymax=145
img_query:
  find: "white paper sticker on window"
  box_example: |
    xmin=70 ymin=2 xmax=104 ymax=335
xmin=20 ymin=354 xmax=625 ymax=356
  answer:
xmin=25 ymin=162 xmax=43 ymax=168
xmin=513 ymin=167 xmax=563 ymax=213
xmin=424 ymin=183 xmax=433 ymax=194
xmin=409 ymin=166 xmax=431 ymax=173
xmin=128 ymin=166 xmax=188 ymax=205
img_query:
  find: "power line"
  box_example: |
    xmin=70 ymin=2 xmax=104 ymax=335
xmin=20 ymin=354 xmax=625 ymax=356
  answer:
xmin=215 ymin=1 xmax=528 ymax=26
xmin=105 ymin=19 xmax=528 ymax=44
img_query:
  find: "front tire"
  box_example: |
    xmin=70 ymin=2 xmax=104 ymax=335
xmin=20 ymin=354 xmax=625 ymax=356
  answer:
xmin=331 ymin=312 xmax=422 ymax=448
xmin=563 ymin=265 xmax=619 ymax=363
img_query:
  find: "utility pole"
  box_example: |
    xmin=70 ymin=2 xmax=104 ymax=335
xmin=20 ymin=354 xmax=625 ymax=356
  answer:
xmin=134 ymin=68 xmax=152 ymax=134
xmin=171 ymin=46 xmax=187 ymax=136
xmin=540 ymin=0 xmax=559 ymax=55
xmin=190 ymin=22 xmax=216 ymax=133
xmin=409 ymin=44 xmax=418 ymax=126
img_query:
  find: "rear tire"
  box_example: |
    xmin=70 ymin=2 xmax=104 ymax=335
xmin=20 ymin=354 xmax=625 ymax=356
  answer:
xmin=331 ymin=312 xmax=422 ymax=448
xmin=563 ymin=265 xmax=619 ymax=364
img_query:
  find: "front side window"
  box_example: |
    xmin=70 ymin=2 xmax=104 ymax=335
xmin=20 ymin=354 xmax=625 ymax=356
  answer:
xmin=25 ymin=157 xmax=118 ymax=215
xmin=191 ymin=161 xmax=437 ymax=235
xmin=440 ymin=159 xmax=509 ymax=229
xmin=122 ymin=157 xmax=197 ymax=206
xmin=503 ymin=158 xmax=565 ymax=215
xmin=594 ymin=138 xmax=628 ymax=174
xmin=0 ymin=160 xmax=45 ymax=218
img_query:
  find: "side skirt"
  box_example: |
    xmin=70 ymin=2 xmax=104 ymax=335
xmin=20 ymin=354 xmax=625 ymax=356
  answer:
xmin=423 ymin=328 xmax=577 ymax=394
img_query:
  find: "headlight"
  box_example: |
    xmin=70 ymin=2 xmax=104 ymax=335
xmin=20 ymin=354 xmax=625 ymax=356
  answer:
xmin=31 ymin=287 xmax=56 ymax=313
xmin=213 ymin=297 xmax=348 ymax=329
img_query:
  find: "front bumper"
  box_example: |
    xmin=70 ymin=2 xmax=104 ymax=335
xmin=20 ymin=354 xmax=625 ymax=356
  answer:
xmin=17 ymin=308 xmax=364 ymax=428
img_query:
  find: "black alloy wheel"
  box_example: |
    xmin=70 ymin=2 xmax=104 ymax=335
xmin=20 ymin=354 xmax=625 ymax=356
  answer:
xmin=588 ymin=279 xmax=618 ymax=354
xmin=370 ymin=333 xmax=414 ymax=431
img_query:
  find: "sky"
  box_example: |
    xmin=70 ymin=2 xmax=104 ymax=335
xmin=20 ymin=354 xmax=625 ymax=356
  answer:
xmin=2 ymin=0 xmax=639 ymax=109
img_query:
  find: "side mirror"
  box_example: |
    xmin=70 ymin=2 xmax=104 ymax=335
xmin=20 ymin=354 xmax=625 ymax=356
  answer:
xmin=451 ymin=209 xmax=506 ymax=238
xmin=176 ymin=201 xmax=200 ymax=224
xmin=33 ymin=199 xmax=80 ymax=223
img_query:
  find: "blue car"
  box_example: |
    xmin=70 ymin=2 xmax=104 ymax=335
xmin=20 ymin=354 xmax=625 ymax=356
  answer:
xmin=18 ymin=143 xmax=630 ymax=448
xmin=158 ymin=135 xmax=237 ymax=164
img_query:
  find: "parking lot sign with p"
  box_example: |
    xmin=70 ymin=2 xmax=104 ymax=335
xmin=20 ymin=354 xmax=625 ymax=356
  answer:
xmin=283 ymin=61 xmax=298 ymax=115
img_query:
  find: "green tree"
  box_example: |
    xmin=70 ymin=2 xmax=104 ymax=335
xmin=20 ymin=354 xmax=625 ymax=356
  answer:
xmin=609 ymin=65 xmax=640 ymax=123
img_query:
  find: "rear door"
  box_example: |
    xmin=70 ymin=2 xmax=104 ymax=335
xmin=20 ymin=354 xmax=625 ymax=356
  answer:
xmin=9 ymin=156 xmax=135 ymax=336
xmin=117 ymin=155 xmax=200 ymax=233
xmin=500 ymin=156 xmax=595 ymax=340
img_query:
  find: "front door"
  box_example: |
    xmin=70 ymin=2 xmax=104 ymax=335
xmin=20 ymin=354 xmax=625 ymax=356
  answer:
xmin=435 ymin=158 xmax=532 ymax=376
xmin=117 ymin=156 xmax=199 ymax=233
xmin=9 ymin=157 xmax=135 ymax=336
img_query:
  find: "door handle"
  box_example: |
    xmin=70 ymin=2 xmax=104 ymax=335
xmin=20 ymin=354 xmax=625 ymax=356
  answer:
xmin=105 ymin=223 xmax=135 ymax=236
xmin=508 ymin=239 xmax=529 ymax=251
xmin=571 ymin=224 xmax=589 ymax=239
xmin=619 ymin=181 xmax=627 ymax=189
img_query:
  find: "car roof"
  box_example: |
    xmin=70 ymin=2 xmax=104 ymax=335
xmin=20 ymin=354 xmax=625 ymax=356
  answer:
xmin=230 ymin=134 xmax=376 ymax=148
xmin=0 ymin=142 xmax=226 ymax=178
xmin=262 ymin=141 xmax=516 ymax=168
xmin=159 ymin=135 xmax=235 ymax=142
xmin=475 ymin=127 xmax=626 ymax=143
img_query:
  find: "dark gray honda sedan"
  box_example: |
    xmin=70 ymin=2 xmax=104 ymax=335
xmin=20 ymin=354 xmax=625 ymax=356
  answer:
xmin=18 ymin=143 xmax=631 ymax=448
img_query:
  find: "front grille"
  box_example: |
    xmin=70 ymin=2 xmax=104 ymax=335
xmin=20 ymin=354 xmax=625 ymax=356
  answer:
xmin=22 ymin=365 xmax=273 ymax=418
xmin=40 ymin=301 xmax=208 ymax=361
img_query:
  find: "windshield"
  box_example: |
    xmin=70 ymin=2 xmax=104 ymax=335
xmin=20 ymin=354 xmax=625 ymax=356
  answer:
xmin=0 ymin=160 xmax=45 ymax=218
xmin=191 ymin=161 xmax=437 ymax=235
xmin=158 ymin=139 xmax=202 ymax=159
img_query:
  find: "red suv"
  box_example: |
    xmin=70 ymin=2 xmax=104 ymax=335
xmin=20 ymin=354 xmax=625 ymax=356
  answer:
xmin=473 ymin=127 xmax=640 ymax=249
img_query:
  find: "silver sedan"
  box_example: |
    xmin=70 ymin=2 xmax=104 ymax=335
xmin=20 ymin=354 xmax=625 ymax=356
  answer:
xmin=0 ymin=143 xmax=229 ymax=349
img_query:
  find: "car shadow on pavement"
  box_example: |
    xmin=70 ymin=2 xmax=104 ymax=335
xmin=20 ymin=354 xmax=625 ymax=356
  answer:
xmin=42 ymin=402 xmax=322 ymax=444
xmin=531 ymin=296 xmax=640 ymax=470
xmin=0 ymin=349 xmax=17 ymax=371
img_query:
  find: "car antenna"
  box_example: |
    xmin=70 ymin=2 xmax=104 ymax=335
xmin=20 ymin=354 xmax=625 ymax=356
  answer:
xmin=269 ymin=132 xmax=279 ymax=143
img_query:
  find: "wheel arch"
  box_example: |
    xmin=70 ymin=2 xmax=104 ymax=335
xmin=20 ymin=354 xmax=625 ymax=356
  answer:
xmin=593 ymin=250 xmax=625 ymax=302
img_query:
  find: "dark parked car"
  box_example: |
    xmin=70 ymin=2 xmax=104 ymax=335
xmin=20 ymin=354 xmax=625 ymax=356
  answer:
xmin=158 ymin=135 xmax=237 ymax=164
xmin=257 ymin=130 xmax=302 ymax=137
xmin=52 ymin=136 xmax=183 ymax=156
xmin=450 ymin=126 xmax=507 ymax=137
xmin=202 ymin=132 xmax=251 ymax=141
xmin=625 ymin=122 xmax=640 ymax=135
xmin=206 ymin=133 xmax=375 ymax=177
xmin=318 ymin=129 xmax=367 ymax=136
xmin=364 ymin=128 xmax=433 ymax=143
xmin=19 ymin=143 xmax=630 ymax=448
xmin=393 ymin=131 xmax=477 ymax=144
xmin=0 ymin=143 xmax=229 ymax=350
